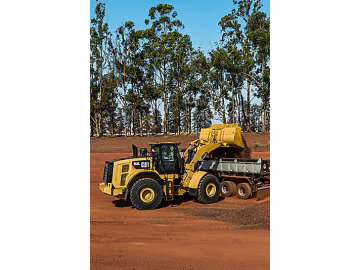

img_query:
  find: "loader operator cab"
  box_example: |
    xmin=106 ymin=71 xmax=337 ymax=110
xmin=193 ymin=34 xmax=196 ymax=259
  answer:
xmin=150 ymin=142 xmax=183 ymax=175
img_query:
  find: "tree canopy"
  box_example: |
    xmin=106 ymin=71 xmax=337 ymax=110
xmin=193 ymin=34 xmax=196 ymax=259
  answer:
xmin=90 ymin=1 xmax=270 ymax=137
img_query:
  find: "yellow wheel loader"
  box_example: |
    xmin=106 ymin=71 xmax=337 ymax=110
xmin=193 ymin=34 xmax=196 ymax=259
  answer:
xmin=99 ymin=123 xmax=270 ymax=210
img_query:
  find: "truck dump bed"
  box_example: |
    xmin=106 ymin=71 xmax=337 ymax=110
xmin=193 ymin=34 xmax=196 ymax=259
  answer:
xmin=198 ymin=158 xmax=270 ymax=175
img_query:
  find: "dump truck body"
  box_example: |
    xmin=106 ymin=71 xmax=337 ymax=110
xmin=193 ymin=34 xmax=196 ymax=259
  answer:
xmin=197 ymin=157 xmax=270 ymax=200
xmin=99 ymin=123 xmax=270 ymax=210
xmin=198 ymin=158 xmax=269 ymax=175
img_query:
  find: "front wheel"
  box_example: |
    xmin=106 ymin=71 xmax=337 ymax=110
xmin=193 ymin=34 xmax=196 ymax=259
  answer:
xmin=197 ymin=174 xmax=220 ymax=204
xmin=130 ymin=178 xmax=163 ymax=210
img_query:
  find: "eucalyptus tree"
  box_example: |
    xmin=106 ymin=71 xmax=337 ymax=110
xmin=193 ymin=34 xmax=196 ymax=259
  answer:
xmin=138 ymin=30 xmax=163 ymax=135
xmin=101 ymin=71 xmax=120 ymax=136
xmin=209 ymin=46 xmax=230 ymax=124
xmin=142 ymin=77 xmax=162 ymax=134
xmin=219 ymin=0 xmax=262 ymax=131
xmin=168 ymin=32 xmax=193 ymax=134
xmin=223 ymin=44 xmax=246 ymax=124
xmin=247 ymin=11 xmax=270 ymax=132
xmin=193 ymin=91 xmax=213 ymax=132
xmin=142 ymin=4 xmax=184 ymax=134
xmin=192 ymin=51 xmax=213 ymax=132
xmin=186 ymin=49 xmax=210 ymax=133
xmin=90 ymin=2 xmax=110 ymax=137
xmin=126 ymin=28 xmax=148 ymax=136
xmin=113 ymin=21 xmax=137 ymax=137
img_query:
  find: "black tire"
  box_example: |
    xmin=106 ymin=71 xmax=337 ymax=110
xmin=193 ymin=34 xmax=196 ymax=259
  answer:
xmin=230 ymin=181 xmax=237 ymax=192
xmin=130 ymin=178 xmax=162 ymax=210
xmin=197 ymin=174 xmax=220 ymax=204
xmin=236 ymin=182 xmax=252 ymax=199
xmin=220 ymin=181 xmax=236 ymax=197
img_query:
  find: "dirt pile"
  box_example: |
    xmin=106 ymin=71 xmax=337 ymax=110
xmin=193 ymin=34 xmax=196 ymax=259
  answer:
xmin=229 ymin=201 xmax=270 ymax=230
xmin=178 ymin=199 xmax=270 ymax=230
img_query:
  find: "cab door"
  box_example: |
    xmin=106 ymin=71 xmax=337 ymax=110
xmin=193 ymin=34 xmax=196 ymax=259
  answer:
xmin=160 ymin=144 xmax=177 ymax=173
xmin=152 ymin=144 xmax=181 ymax=174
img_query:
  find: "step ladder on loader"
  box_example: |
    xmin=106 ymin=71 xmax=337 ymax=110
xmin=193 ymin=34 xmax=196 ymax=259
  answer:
xmin=165 ymin=178 xmax=174 ymax=201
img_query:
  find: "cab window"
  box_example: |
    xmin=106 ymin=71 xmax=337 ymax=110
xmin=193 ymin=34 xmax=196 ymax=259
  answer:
xmin=161 ymin=145 xmax=175 ymax=162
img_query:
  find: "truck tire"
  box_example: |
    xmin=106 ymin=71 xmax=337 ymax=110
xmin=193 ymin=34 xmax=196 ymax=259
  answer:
xmin=197 ymin=174 xmax=220 ymax=204
xmin=236 ymin=182 xmax=252 ymax=199
xmin=130 ymin=178 xmax=163 ymax=210
xmin=220 ymin=181 xmax=236 ymax=197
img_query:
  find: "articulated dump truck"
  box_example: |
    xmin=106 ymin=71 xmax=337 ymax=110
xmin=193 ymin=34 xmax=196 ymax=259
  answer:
xmin=99 ymin=123 xmax=270 ymax=210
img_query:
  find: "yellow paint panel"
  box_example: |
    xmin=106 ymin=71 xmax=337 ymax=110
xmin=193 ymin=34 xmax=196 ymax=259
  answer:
xmin=188 ymin=171 xmax=208 ymax=189
xmin=99 ymin=183 xmax=113 ymax=195
xmin=99 ymin=183 xmax=124 ymax=196
xmin=113 ymin=188 xmax=124 ymax=196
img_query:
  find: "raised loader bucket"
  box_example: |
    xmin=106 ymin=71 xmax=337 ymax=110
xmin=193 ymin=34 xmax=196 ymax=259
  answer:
xmin=199 ymin=123 xmax=245 ymax=148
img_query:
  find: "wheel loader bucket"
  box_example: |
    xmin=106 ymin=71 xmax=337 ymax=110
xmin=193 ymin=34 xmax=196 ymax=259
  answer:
xmin=256 ymin=186 xmax=270 ymax=201
xmin=199 ymin=123 xmax=245 ymax=148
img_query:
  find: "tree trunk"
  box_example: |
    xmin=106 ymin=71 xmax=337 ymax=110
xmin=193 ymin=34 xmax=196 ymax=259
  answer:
xmin=239 ymin=91 xmax=247 ymax=131
xmin=177 ymin=81 xmax=181 ymax=135
xmin=95 ymin=113 xmax=102 ymax=137
xmin=110 ymin=99 xmax=114 ymax=136
xmin=222 ymin=96 xmax=226 ymax=124
xmin=163 ymin=91 xmax=167 ymax=134
xmin=235 ymin=91 xmax=241 ymax=124
xmin=90 ymin=117 xmax=94 ymax=137
xmin=154 ymin=100 xmax=158 ymax=134
xmin=220 ymin=84 xmax=226 ymax=124
xmin=184 ymin=103 xmax=188 ymax=133
xmin=123 ymin=63 xmax=127 ymax=137
xmin=131 ymin=109 xmax=134 ymax=136
xmin=178 ymin=104 xmax=181 ymax=135
xmin=188 ymin=104 xmax=192 ymax=133
xmin=139 ymin=110 xmax=143 ymax=137
xmin=177 ymin=116 xmax=180 ymax=135
xmin=162 ymin=59 xmax=168 ymax=134
xmin=246 ymin=78 xmax=251 ymax=132
xmin=261 ymin=55 xmax=267 ymax=133
xmin=262 ymin=101 xmax=267 ymax=132
xmin=232 ymin=80 xmax=235 ymax=123
xmin=95 ymin=113 xmax=100 ymax=137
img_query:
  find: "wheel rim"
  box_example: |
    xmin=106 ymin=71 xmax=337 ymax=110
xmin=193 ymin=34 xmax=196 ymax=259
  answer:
xmin=206 ymin=183 xmax=216 ymax=197
xmin=222 ymin=185 xmax=229 ymax=193
xmin=238 ymin=187 xmax=246 ymax=196
xmin=140 ymin=187 xmax=155 ymax=203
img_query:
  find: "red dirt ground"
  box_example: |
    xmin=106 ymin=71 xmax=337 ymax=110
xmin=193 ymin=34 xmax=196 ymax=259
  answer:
xmin=91 ymin=134 xmax=270 ymax=270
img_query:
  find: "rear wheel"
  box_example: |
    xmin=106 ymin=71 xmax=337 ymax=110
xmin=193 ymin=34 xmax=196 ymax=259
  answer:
xmin=130 ymin=178 xmax=162 ymax=210
xmin=197 ymin=174 xmax=220 ymax=204
xmin=236 ymin=182 xmax=252 ymax=199
xmin=220 ymin=181 xmax=236 ymax=197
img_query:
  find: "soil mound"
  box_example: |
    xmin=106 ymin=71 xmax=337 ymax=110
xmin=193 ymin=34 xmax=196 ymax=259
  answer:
xmin=179 ymin=199 xmax=270 ymax=230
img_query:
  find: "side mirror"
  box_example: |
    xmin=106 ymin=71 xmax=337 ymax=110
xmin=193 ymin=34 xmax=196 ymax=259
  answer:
xmin=140 ymin=148 xmax=148 ymax=156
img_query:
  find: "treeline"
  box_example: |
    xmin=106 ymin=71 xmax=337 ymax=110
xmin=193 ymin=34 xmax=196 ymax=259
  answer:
xmin=90 ymin=0 xmax=270 ymax=137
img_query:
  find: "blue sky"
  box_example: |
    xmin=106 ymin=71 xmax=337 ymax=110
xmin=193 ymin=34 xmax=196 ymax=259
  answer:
xmin=90 ymin=0 xmax=270 ymax=122
xmin=90 ymin=0 xmax=270 ymax=53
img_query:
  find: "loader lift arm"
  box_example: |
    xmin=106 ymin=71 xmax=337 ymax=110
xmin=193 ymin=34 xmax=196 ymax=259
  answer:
xmin=181 ymin=124 xmax=246 ymax=188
